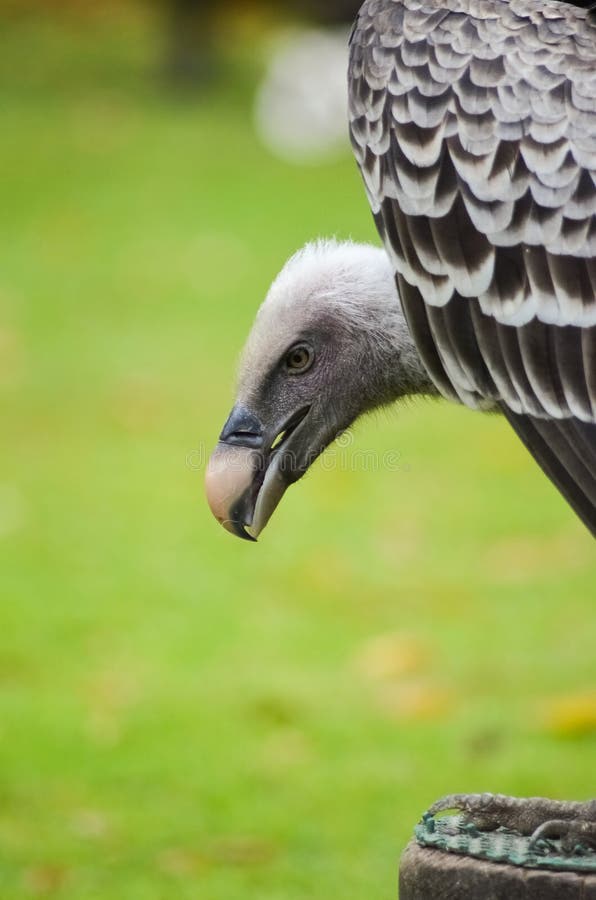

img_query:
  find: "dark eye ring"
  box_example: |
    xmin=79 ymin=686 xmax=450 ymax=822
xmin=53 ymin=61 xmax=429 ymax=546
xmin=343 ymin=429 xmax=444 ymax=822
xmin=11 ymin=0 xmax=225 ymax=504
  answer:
xmin=285 ymin=343 xmax=314 ymax=374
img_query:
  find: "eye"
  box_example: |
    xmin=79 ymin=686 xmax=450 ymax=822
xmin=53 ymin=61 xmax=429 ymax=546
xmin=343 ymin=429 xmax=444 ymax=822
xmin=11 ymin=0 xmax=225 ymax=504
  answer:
xmin=284 ymin=343 xmax=314 ymax=374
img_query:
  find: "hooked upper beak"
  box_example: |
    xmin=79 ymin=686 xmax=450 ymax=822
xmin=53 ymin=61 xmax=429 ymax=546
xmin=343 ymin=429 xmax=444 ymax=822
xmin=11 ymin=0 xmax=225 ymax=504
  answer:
xmin=205 ymin=404 xmax=311 ymax=541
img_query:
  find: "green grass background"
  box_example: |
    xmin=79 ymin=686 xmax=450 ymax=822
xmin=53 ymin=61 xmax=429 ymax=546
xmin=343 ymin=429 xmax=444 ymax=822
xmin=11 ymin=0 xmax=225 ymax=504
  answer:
xmin=0 ymin=7 xmax=594 ymax=898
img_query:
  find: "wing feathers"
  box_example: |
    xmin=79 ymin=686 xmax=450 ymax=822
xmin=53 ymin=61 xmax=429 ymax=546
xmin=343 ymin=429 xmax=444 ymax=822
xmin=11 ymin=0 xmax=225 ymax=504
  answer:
xmin=394 ymin=273 xmax=462 ymax=403
xmin=503 ymin=408 xmax=596 ymax=534
xmin=554 ymin=326 xmax=594 ymax=420
xmin=429 ymin=195 xmax=494 ymax=297
xmin=349 ymin=0 xmax=596 ymax=326
xmin=349 ymin=0 xmax=596 ymax=531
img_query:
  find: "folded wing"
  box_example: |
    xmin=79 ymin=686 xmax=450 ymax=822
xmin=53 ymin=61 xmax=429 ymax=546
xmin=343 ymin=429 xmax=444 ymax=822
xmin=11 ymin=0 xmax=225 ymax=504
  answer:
xmin=349 ymin=0 xmax=596 ymax=532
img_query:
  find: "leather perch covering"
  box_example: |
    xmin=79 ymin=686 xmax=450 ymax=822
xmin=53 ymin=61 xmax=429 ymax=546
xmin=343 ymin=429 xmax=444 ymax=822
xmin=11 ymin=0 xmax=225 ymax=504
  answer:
xmin=348 ymin=0 xmax=596 ymax=533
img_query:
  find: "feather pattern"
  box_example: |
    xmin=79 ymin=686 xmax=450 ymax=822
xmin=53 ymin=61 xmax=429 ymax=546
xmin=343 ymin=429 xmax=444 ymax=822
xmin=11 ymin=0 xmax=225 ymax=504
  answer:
xmin=349 ymin=0 xmax=596 ymax=532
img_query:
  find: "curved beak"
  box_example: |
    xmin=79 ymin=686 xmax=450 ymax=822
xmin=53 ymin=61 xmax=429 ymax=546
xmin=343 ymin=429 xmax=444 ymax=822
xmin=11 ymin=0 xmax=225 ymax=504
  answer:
xmin=205 ymin=404 xmax=311 ymax=541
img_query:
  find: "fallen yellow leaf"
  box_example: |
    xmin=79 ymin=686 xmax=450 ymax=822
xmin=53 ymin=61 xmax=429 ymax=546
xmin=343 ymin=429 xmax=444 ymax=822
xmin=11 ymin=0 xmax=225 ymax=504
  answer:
xmin=376 ymin=681 xmax=455 ymax=722
xmin=355 ymin=632 xmax=432 ymax=682
xmin=540 ymin=690 xmax=596 ymax=738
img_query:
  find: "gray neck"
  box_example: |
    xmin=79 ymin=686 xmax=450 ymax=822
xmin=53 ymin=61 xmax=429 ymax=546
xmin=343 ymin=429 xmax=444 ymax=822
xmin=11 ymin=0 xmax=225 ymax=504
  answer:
xmin=361 ymin=298 xmax=440 ymax=407
xmin=387 ymin=307 xmax=439 ymax=400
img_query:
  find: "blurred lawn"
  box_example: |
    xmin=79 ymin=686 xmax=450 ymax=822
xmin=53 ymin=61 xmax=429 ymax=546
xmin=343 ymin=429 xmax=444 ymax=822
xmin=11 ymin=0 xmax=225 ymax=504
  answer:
xmin=0 ymin=7 xmax=594 ymax=899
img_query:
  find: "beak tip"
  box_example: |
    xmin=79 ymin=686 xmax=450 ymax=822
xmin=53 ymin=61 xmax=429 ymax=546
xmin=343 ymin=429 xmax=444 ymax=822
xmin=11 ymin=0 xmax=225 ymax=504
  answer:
xmin=238 ymin=526 xmax=258 ymax=543
xmin=219 ymin=517 xmax=258 ymax=542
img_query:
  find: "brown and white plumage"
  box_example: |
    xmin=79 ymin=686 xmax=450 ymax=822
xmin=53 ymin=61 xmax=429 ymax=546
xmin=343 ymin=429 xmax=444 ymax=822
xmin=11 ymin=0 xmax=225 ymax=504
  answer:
xmin=349 ymin=0 xmax=596 ymax=532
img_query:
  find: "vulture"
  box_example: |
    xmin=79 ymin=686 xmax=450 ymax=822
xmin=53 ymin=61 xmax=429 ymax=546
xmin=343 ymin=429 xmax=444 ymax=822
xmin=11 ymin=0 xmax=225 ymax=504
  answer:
xmin=206 ymin=0 xmax=595 ymax=850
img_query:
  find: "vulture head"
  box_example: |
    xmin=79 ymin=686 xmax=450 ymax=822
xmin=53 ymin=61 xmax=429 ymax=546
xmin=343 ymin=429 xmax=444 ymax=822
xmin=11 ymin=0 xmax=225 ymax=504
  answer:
xmin=205 ymin=239 xmax=433 ymax=540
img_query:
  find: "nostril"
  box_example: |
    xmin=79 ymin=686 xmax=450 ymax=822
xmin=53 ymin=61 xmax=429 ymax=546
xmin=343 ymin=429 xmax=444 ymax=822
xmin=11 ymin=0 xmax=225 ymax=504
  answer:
xmin=219 ymin=405 xmax=264 ymax=447
xmin=224 ymin=430 xmax=264 ymax=449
